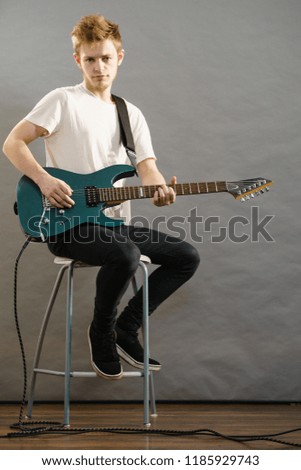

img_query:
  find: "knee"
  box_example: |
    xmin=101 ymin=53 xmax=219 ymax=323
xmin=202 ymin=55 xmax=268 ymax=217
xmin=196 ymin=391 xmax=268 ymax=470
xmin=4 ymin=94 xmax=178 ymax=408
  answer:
xmin=114 ymin=243 xmax=141 ymax=273
xmin=181 ymin=243 xmax=200 ymax=273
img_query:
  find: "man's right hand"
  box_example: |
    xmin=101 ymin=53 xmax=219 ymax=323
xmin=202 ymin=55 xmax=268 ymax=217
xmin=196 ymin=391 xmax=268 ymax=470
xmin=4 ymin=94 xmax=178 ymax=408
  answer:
xmin=36 ymin=173 xmax=75 ymax=209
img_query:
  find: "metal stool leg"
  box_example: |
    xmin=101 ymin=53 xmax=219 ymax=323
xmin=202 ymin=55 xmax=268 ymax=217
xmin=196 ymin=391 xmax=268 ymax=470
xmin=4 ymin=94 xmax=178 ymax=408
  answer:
xmin=139 ymin=260 xmax=150 ymax=426
xmin=27 ymin=264 xmax=69 ymax=418
xmin=63 ymin=261 xmax=75 ymax=427
xmin=150 ymin=372 xmax=157 ymax=418
xmin=138 ymin=260 xmax=157 ymax=425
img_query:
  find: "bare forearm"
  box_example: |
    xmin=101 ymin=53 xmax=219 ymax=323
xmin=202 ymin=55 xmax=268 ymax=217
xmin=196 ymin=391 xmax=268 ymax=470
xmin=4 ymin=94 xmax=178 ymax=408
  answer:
xmin=3 ymin=136 xmax=48 ymax=185
xmin=137 ymin=158 xmax=166 ymax=186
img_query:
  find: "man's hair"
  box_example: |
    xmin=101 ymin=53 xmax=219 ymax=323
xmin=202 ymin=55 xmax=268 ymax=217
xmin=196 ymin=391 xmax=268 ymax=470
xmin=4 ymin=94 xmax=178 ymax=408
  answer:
xmin=71 ymin=14 xmax=122 ymax=55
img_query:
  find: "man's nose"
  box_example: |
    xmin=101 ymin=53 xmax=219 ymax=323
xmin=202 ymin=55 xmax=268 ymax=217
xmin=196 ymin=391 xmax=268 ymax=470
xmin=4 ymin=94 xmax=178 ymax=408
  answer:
xmin=94 ymin=59 xmax=104 ymax=72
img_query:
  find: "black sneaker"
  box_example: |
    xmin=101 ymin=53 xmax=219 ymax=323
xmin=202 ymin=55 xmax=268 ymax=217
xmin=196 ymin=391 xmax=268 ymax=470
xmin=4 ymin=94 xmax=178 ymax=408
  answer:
xmin=87 ymin=325 xmax=123 ymax=380
xmin=115 ymin=325 xmax=161 ymax=371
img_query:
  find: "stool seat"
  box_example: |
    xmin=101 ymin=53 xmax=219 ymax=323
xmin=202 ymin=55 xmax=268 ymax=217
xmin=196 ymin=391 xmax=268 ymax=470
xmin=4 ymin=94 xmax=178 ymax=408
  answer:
xmin=26 ymin=253 xmax=157 ymax=427
xmin=54 ymin=254 xmax=151 ymax=265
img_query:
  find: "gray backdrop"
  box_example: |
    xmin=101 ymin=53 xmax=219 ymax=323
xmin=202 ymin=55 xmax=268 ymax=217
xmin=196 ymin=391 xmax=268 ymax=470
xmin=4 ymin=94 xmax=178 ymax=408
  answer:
xmin=1 ymin=0 xmax=301 ymax=402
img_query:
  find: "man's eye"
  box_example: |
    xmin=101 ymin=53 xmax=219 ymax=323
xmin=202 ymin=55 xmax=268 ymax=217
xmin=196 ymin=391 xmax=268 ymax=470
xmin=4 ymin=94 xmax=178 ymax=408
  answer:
xmin=86 ymin=58 xmax=95 ymax=63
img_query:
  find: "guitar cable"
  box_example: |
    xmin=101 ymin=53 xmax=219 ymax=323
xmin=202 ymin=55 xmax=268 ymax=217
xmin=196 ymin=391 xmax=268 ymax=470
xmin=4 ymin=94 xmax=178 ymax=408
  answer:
xmin=1 ymin=238 xmax=301 ymax=448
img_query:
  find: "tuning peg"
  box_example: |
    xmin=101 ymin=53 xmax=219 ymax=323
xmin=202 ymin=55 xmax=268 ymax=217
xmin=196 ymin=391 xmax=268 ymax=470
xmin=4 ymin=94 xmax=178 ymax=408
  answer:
xmin=245 ymin=195 xmax=250 ymax=200
xmin=260 ymin=189 xmax=265 ymax=194
xmin=265 ymin=187 xmax=270 ymax=192
xmin=240 ymin=197 xmax=246 ymax=203
xmin=251 ymin=193 xmax=255 ymax=198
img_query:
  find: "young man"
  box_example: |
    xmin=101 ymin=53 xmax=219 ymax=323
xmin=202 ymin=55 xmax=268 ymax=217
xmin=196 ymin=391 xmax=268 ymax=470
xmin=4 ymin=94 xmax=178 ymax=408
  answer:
xmin=3 ymin=15 xmax=200 ymax=379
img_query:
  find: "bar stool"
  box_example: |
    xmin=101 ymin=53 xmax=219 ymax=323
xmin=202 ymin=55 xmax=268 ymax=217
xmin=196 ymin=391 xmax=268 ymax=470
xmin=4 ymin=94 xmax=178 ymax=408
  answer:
xmin=26 ymin=255 xmax=157 ymax=427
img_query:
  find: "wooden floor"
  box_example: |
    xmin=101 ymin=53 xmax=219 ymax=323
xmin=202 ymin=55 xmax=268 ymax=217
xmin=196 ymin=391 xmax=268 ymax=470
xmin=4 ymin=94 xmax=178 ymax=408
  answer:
xmin=1 ymin=402 xmax=301 ymax=450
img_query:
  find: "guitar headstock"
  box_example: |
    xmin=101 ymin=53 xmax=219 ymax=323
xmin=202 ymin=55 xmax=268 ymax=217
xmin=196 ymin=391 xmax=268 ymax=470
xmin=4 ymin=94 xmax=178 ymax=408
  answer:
xmin=227 ymin=178 xmax=273 ymax=201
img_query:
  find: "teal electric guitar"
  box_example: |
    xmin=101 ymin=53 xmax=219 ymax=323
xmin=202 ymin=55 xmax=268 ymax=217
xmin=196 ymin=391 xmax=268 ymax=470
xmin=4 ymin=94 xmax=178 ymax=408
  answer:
xmin=16 ymin=164 xmax=272 ymax=241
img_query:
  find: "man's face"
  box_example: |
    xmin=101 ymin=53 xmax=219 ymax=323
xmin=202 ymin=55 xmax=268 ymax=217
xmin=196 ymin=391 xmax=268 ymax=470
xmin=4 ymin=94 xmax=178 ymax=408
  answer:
xmin=74 ymin=39 xmax=124 ymax=95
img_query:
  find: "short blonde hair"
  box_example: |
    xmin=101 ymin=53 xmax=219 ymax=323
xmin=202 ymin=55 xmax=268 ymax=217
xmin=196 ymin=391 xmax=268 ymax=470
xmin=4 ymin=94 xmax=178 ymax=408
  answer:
xmin=71 ymin=14 xmax=122 ymax=55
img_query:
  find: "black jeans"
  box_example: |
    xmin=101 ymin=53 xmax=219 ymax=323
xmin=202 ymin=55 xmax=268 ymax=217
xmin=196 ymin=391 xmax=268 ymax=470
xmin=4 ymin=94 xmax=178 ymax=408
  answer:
xmin=48 ymin=224 xmax=200 ymax=333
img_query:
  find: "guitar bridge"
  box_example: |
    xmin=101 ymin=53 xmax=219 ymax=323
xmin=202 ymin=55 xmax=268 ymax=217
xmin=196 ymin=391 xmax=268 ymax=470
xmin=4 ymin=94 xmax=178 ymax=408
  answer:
xmin=42 ymin=194 xmax=52 ymax=208
xmin=85 ymin=186 xmax=99 ymax=207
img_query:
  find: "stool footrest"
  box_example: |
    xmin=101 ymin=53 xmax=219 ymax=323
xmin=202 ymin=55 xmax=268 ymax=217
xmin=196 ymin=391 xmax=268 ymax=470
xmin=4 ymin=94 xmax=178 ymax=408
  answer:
xmin=34 ymin=368 xmax=145 ymax=378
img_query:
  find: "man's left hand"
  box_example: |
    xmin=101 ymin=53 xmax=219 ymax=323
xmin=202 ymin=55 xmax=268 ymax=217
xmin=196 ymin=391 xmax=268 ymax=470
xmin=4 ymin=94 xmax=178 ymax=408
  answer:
xmin=153 ymin=176 xmax=177 ymax=207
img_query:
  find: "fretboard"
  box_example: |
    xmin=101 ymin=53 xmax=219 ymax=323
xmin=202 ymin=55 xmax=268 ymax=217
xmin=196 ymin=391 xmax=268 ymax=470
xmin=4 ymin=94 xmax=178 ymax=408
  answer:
xmin=97 ymin=181 xmax=228 ymax=203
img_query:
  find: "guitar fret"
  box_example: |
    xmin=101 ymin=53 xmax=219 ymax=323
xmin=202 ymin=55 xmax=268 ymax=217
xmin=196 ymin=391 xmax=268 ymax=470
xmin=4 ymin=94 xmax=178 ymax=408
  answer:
xmin=120 ymin=187 xmax=125 ymax=200
xmin=191 ymin=183 xmax=198 ymax=194
xmin=207 ymin=182 xmax=216 ymax=193
xmin=114 ymin=187 xmax=119 ymax=201
xmin=150 ymin=186 xmax=156 ymax=198
xmin=216 ymin=181 xmax=226 ymax=192
xmin=104 ymin=188 xmax=109 ymax=201
xmin=199 ymin=183 xmax=204 ymax=193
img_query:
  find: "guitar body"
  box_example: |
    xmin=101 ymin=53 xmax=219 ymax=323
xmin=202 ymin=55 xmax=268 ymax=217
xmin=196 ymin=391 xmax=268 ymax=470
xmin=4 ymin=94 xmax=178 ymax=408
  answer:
xmin=17 ymin=165 xmax=136 ymax=240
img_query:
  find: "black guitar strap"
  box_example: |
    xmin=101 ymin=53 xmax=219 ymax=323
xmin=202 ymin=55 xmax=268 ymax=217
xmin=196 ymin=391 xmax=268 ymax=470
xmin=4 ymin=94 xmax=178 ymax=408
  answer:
xmin=112 ymin=94 xmax=138 ymax=176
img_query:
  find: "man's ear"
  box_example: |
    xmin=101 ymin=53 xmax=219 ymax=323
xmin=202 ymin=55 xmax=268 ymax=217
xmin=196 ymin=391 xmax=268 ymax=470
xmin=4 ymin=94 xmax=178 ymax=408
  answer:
xmin=118 ymin=49 xmax=125 ymax=66
xmin=73 ymin=52 xmax=81 ymax=69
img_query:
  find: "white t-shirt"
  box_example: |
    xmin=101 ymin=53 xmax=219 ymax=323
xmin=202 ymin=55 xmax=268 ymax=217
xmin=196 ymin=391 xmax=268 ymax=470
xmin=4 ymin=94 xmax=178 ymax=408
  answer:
xmin=25 ymin=83 xmax=156 ymax=223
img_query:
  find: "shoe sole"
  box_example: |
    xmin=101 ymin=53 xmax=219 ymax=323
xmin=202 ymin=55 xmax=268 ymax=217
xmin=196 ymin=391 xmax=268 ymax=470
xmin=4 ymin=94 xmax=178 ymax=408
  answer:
xmin=116 ymin=344 xmax=161 ymax=372
xmin=87 ymin=327 xmax=123 ymax=380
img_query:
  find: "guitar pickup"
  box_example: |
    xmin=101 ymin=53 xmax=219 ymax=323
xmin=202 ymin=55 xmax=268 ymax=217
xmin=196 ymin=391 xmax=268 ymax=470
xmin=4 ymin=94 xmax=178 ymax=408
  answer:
xmin=85 ymin=186 xmax=99 ymax=207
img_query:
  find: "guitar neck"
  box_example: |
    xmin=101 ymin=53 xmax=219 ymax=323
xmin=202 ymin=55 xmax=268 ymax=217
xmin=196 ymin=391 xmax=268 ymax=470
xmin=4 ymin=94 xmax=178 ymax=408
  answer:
xmin=98 ymin=181 xmax=228 ymax=203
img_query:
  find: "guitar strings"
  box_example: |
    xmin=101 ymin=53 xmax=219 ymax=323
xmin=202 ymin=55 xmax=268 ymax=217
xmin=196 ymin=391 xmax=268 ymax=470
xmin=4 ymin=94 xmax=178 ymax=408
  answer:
xmin=61 ymin=179 xmax=267 ymax=195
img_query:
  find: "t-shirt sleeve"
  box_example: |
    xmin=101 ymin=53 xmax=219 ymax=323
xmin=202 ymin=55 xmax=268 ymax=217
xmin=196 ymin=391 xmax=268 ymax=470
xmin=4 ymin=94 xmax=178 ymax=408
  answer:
xmin=24 ymin=88 xmax=66 ymax=136
xmin=126 ymin=102 xmax=157 ymax=164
